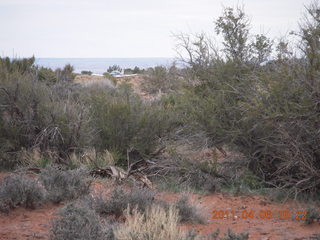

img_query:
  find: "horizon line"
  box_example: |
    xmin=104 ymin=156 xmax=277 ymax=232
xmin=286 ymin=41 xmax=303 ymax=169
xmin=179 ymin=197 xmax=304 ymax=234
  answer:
xmin=36 ymin=57 xmax=175 ymax=59
xmin=6 ymin=56 xmax=175 ymax=59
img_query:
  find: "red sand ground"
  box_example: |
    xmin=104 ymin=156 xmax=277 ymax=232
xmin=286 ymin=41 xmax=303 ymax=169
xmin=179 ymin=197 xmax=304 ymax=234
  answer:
xmin=0 ymin=174 xmax=319 ymax=240
xmin=158 ymin=191 xmax=320 ymax=240
xmin=0 ymin=204 xmax=59 ymax=240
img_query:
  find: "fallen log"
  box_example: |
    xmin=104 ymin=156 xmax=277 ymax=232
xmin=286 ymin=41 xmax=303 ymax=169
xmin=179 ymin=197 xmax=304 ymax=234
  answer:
xmin=90 ymin=165 xmax=153 ymax=189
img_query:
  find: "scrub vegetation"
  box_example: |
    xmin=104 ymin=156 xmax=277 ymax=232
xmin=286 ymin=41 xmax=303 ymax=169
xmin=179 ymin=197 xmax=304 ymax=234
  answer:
xmin=1 ymin=2 xmax=320 ymax=240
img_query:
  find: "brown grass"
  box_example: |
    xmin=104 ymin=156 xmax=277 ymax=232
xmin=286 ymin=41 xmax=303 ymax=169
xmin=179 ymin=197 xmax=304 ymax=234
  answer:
xmin=114 ymin=205 xmax=186 ymax=240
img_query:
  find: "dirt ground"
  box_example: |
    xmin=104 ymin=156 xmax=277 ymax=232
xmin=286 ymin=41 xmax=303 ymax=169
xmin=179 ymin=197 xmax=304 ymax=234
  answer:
xmin=159 ymin=191 xmax=320 ymax=240
xmin=73 ymin=74 xmax=160 ymax=100
xmin=0 ymin=174 xmax=319 ymax=240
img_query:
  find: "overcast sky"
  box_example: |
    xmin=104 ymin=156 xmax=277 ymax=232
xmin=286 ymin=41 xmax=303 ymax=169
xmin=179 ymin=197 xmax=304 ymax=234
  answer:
xmin=0 ymin=0 xmax=310 ymax=58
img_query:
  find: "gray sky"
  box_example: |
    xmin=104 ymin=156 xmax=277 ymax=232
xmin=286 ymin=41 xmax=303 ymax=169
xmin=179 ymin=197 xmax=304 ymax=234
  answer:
xmin=0 ymin=0 xmax=310 ymax=58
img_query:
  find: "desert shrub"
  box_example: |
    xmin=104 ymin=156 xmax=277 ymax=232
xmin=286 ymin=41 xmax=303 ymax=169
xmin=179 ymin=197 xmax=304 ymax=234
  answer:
xmin=305 ymin=206 xmax=320 ymax=224
xmin=182 ymin=165 xmax=222 ymax=193
xmin=39 ymin=166 xmax=91 ymax=203
xmin=0 ymin=60 xmax=93 ymax=168
xmin=0 ymin=57 xmax=177 ymax=169
xmin=51 ymin=202 xmax=114 ymax=240
xmin=90 ymin=187 xmax=155 ymax=217
xmin=175 ymin=195 xmax=205 ymax=224
xmin=172 ymin=3 xmax=320 ymax=197
xmin=115 ymin=204 xmax=233 ymax=240
xmin=37 ymin=64 xmax=75 ymax=83
xmin=182 ymin=229 xmax=249 ymax=240
xmin=107 ymin=65 xmax=122 ymax=73
xmin=124 ymin=66 xmax=145 ymax=74
xmin=114 ymin=204 xmax=186 ymax=240
xmin=0 ymin=174 xmax=45 ymax=212
xmin=153 ymin=152 xmax=223 ymax=193
xmin=87 ymin=82 xmax=176 ymax=164
xmin=0 ymin=56 xmax=35 ymax=75
xmin=183 ymin=230 xmax=221 ymax=240
xmin=220 ymin=229 xmax=249 ymax=240
xmin=55 ymin=64 xmax=75 ymax=82
xmin=81 ymin=70 xmax=93 ymax=75
xmin=310 ymin=233 xmax=320 ymax=240
xmin=181 ymin=58 xmax=320 ymax=195
xmin=142 ymin=64 xmax=185 ymax=94
xmin=38 ymin=67 xmax=57 ymax=83
xmin=102 ymin=72 xmax=118 ymax=85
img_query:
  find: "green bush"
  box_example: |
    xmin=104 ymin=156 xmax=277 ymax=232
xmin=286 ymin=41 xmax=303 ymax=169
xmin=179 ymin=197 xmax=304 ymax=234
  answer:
xmin=173 ymin=3 xmax=320 ymax=197
xmin=0 ymin=57 xmax=176 ymax=169
xmin=0 ymin=56 xmax=35 ymax=76
xmin=124 ymin=66 xmax=145 ymax=74
xmin=38 ymin=67 xmax=57 ymax=83
xmin=87 ymin=83 xmax=175 ymax=164
xmin=107 ymin=64 xmax=122 ymax=73
xmin=81 ymin=70 xmax=92 ymax=75
xmin=55 ymin=64 xmax=75 ymax=82
xmin=0 ymin=59 xmax=93 ymax=168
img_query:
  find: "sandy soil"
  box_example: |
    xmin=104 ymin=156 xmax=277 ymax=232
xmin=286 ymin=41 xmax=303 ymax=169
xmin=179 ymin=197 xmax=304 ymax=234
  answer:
xmin=74 ymin=74 xmax=115 ymax=88
xmin=73 ymin=74 xmax=157 ymax=99
xmin=0 ymin=204 xmax=58 ymax=240
xmin=0 ymin=173 xmax=319 ymax=240
xmin=158 ymin=191 xmax=320 ymax=240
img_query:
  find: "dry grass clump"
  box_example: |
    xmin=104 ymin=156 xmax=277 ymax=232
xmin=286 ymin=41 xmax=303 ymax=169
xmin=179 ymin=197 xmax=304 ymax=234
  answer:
xmin=114 ymin=204 xmax=227 ymax=240
xmin=70 ymin=148 xmax=116 ymax=168
xmin=114 ymin=204 xmax=186 ymax=240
